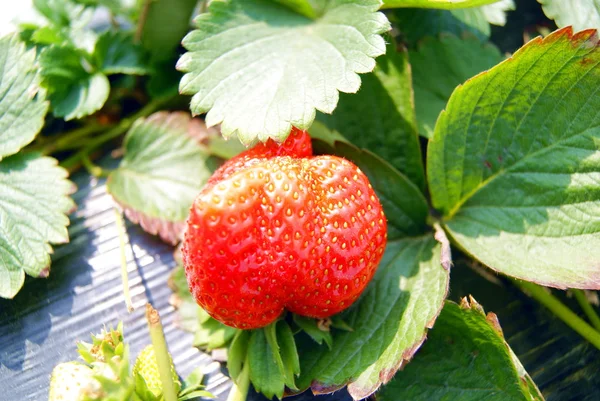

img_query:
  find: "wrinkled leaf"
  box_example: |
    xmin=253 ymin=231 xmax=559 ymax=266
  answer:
xmin=296 ymin=235 xmax=450 ymax=400
xmin=95 ymin=31 xmax=150 ymax=75
xmin=379 ymin=298 xmax=544 ymax=401
xmin=313 ymin=140 xmax=429 ymax=240
xmin=382 ymin=0 xmax=498 ymax=9
xmin=0 ymin=153 xmax=74 ymax=299
xmin=427 ymin=27 xmax=600 ymax=289
xmin=539 ymin=0 xmax=600 ymax=31
xmin=0 ymin=34 xmax=48 ymax=160
xmin=39 ymin=45 xmax=109 ymax=120
xmin=107 ymin=112 xmax=216 ymax=244
xmin=410 ymin=33 xmax=502 ymax=137
xmin=315 ymin=40 xmax=425 ymax=190
xmin=177 ymin=0 xmax=390 ymax=145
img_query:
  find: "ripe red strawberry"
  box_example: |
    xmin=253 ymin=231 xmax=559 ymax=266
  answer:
xmin=183 ymin=128 xmax=387 ymax=329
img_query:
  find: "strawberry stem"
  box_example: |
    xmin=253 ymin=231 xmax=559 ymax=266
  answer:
xmin=513 ymin=279 xmax=600 ymax=351
xmin=82 ymin=155 xmax=109 ymax=178
xmin=32 ymin=122 xmax=110 ymax=155
xmin=226 ymin=359 xmax=250 ymax=401
xmin=61 ymin=94 xmax=174 ymax=171
xmin=573 ymin=289 xmax=600 ymax=332
xmin=145 ymin=304 xmax=179 ymax=401
xmin=114 ymin=208 xmax=134 ymax=312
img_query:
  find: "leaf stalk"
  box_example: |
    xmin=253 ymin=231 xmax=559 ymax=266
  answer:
xmin=572 ymin=289 xmax=600 ymax=332
xmin=145 ymin=304 xmax=179 ymax=401
xmin=513 ymin=280 xmax=600 ymax=351
xmin=114 ymin=208 xmax=134 ymax=312
xmin=226 ymin=359 xmax=250 ymax=401
xmin=61 ymin=95 xmax=174 ymax=172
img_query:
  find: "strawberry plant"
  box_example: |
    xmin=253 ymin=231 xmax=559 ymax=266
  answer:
xmin=1 ymin=0 xmax=600 ymax=400
xmin=48 ymin=304 xmax=213 ymax=401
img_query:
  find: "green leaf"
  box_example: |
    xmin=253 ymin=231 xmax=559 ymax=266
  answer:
xmin=95 ymin=31 xmax=150 ymax=75
xmin=33 ymin=0 xmax=91 ymax=28
xmin=427 ymin=27 xmax=600 ymax=289
xmin=32 ymin=0 xmax=98 ymax=52
xmin=177 ymin=0 xmax=390 ymax=145
xmin=39 ymin=45 xmax=110 ymax=120
xmin=382 ymin=0 xmax=499 ymax=9
xmin=181 ymin=367 xmax=204 ymax=392
xmin=272 ymin=0 xmax=318 ymax=18
xmin=30 ymin=25 xmax=65 ymax=46
xmin=0 ymin=34 xmax=48 ymax=160
xmin=296 ymin=235 xmax=450 ymax=399
xmin=539 ymin=0 xmax=600 ymax=31
xmin=313 ymin=140 xmax=429 ymax=240
xmin=378 ymin=298 xmax=543 ymax=401
xmin=228 ymin=330 xmax=251 ymax=381
xmin=248 ymin=329 xmax=286 ymax=400
xmin=141 ymin=0 xmax=198 ymax=62
xmin=263 ymin=321 xmax=300 ymax=391
xmin=410 ymin=33 xmax=502 ymax=138
xmin=107 ymin=112 xmax=216 ymax=245
xmin=391 ymin=1 xmax=513 ymax=45
xmin=73 ymin=0 xmax=135 ymax=18
xmin=392 ymin=8 xmax=491 ymax=44
xmin=293 ymin=315 xmax=333 ymax=349
xmin=315 ymin=40 xmax=425 ymax=190
xmin=276 ymin=321 xmax=301 ymax=388
xmin=0 ymin=153 xmax=74 ymax=299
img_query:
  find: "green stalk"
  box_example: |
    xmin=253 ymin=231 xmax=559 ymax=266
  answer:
xmin=61 ymin=95 xmax=174 ymax=171
xmin=145 ymin=304 xmax=179 ymax=401
xmin=135 ymin=0 xmax=151 ymax=43
xmin=513 ymin=280 xmax=600 ymax=350
xmin=31 ymin=123 xmax=110 ymax=155
xmin=115 ymin=208 xmax=134 ymax=312
xmin=82 ymin=155 xmax=110 ymax=178
xmin=44 ymin=123 xmax=110 ymax=154
xmin=573 ymin=289 xmax=600 ymax=332
xmin=226 ymin=360 xmax=250 ymax=401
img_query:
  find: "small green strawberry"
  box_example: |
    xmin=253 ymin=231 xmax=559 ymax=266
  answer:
xmin=133 ymin=345 xmax=181 ymax=398
xmin=48 ymin=362 xmax=100 ymax=401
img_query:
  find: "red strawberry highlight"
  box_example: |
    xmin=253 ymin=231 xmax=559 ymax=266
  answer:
xmin=183 ymin=128 xmax=387 ymax=329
